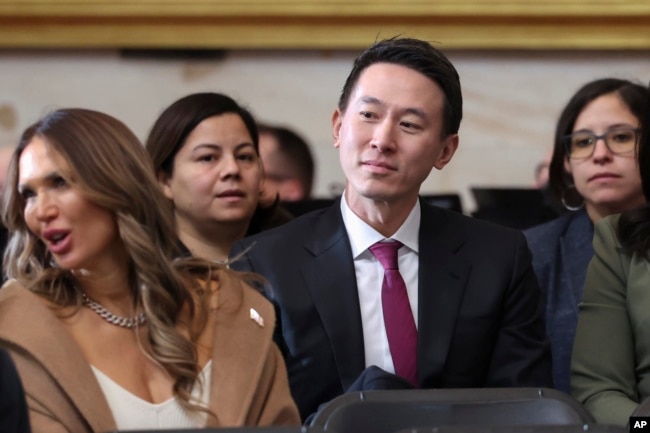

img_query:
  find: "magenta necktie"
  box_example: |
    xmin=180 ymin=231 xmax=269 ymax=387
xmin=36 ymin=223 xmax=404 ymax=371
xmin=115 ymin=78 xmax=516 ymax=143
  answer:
xmin=369 ymin=240 xmax=418 ymax=386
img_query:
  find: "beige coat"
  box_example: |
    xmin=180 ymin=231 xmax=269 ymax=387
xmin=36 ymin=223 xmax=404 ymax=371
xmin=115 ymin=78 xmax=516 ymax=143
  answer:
xmin=0 ymin=274 xmax=300 ymax=433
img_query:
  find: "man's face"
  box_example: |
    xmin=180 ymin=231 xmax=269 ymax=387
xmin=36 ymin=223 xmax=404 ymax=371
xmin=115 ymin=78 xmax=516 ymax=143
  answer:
xmin=332 ymin=62 xmax=458 ymax=210
xmin=259 ymin=132 xmax=304 ymax=201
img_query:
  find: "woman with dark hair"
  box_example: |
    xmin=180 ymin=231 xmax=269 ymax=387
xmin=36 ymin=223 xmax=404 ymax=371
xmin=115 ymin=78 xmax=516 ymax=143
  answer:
xmin=571 ymin=83 xmax=650 ymax=426
xmin=524 ymin=78 xmax=646 ymax=393
xmin=0 ymin=108 xmax=299 ymax=432
xmin=145 ymin=93 xmax=291 ymax=262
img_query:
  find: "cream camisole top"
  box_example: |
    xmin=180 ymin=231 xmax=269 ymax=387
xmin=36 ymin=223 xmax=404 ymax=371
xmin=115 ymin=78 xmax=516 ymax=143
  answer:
xmin=91 ymin=361 xmax=212 ymax=429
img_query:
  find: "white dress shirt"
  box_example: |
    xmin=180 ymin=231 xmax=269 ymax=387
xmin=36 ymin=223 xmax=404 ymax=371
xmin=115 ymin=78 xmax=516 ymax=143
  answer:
xmin=340 ymin=195 xmax=420 ymax=374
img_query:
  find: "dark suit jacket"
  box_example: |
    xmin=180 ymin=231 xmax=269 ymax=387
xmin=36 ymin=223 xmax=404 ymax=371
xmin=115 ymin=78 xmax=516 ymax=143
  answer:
xmin=0 ymin=347 xmax=31 ymax=433
xmin=524 ymin=209 xmax=593 ymax=394
xmin=231 ymin=198 xmax=553 ymax=420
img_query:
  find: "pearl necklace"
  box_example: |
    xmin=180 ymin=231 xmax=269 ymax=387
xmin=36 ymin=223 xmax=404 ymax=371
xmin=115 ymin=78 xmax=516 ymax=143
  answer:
xmin=81 ymin=293 xmax=146 ymax=329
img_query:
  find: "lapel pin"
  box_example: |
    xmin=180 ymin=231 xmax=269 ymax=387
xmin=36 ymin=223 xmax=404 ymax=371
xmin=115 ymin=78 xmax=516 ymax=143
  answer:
xmin=250 ymin=308 xmax=264 ymax=327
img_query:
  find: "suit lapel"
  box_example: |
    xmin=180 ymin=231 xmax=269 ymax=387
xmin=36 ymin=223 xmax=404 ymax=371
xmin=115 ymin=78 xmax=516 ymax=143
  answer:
xmin=301 ymin=202 xmax=365 ymax=391
xmin=0 ymin=281 xmax=115 ymax=432
xmin=558 ymin=211 xmax=594 ymax=308
xmin=417 ymin=203 xmax=471 ymax=386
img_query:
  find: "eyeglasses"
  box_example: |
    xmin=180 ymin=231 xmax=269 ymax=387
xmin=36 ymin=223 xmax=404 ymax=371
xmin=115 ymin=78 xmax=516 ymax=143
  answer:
xmin=563 ymin=126 xmax=639 ymax=160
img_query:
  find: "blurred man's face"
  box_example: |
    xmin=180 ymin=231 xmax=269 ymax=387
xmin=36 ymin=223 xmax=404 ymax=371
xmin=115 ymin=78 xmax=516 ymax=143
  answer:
xmin=259 ymin=132 xmax=305 ymax=202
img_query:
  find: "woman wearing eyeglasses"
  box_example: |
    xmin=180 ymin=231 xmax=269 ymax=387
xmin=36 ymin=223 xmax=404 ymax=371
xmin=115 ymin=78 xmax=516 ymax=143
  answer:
xmin=570 ymin=82 xmax=650 ymax=426
xmin=524 ymin=78 xmax=646 ymax=395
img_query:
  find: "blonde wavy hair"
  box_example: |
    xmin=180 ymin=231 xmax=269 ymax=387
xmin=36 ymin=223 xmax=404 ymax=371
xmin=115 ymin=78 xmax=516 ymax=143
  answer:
xmin=1 ymin=108 xmax=234 ymax=414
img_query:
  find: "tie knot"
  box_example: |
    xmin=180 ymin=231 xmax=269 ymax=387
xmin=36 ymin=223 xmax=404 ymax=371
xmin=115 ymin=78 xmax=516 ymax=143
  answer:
xmin=369 ymin=240 xmax=403 ymax=270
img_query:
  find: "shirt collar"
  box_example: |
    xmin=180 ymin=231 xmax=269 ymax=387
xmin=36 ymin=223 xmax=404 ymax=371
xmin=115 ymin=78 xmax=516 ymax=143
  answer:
xmin=341 ymin=193 xmax=420 ymax=259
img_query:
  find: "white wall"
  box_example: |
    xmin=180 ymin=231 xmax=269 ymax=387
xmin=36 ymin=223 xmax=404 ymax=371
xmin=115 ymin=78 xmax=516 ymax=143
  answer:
xmin=1 ymin=49 xmax=648 ymax=211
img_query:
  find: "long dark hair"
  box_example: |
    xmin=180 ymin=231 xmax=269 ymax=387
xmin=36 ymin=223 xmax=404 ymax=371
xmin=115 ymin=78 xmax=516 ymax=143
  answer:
xmin=146 ymin=92 xmax=259 ymax=178
xmin=618 ymin=83 xmax=650 ymax=256
xmin=548 ymin=78 xmax=647 ymax=205
xmin=145 ymin=92 xmax=287 ymax=238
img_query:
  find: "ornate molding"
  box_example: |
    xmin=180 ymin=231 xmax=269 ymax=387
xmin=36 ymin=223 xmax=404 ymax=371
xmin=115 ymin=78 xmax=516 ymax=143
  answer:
xmin=0 ymin=1 xmax=649 ymax=49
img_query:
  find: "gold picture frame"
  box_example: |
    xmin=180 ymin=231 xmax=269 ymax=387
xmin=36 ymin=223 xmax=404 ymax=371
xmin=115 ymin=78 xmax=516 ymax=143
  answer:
xmin=0 ymin=0 xmax=649 ymax=49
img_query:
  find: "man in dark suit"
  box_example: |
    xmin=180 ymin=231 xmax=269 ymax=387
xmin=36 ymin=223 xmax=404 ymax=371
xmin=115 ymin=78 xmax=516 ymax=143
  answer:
xmin=231 ymin=37 xmax=552 ymax=421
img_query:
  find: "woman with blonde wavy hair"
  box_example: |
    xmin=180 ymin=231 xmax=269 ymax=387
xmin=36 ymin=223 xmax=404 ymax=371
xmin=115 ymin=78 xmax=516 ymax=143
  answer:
xmin=0 ymin=108 xmax=299 ymax=432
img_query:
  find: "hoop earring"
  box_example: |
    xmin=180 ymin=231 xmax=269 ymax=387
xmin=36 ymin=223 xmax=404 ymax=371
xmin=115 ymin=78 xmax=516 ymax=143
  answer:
xmin=561 ymin=185 xmax=585 ymax=211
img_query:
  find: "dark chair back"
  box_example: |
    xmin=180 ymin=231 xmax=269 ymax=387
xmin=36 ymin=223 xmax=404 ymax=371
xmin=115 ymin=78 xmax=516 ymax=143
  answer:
xmin=470 ymin=187 xmax=559 ymax=229
xmin=281 ymin=199 xmax=335 ymax=217
xmin=108 ymin=427 xmax=328 ymax=433
xmin=309 ymin=388 xmax=594 ymax=433
xmin=395 ymin=425 xmax=625 ymax=433
xmin=421 ymin=194 xmax=463 ymax=214
xmin=0 ymin=348 xmax=31 ymax=433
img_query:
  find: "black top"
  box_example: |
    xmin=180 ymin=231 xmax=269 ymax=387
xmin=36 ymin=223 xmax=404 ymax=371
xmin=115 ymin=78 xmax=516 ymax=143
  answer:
xmin=0 ymin=348 xmax=31 ymax=433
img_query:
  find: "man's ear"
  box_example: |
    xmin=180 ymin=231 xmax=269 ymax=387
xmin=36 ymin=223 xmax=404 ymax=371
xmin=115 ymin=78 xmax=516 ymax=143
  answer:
xmin=157 ymin=171 xmax=174 ymax=200
xmin=332 ymin=108 xmax=342 ymax=149
xmin=433 ymin=134 xmax=459 ymax=170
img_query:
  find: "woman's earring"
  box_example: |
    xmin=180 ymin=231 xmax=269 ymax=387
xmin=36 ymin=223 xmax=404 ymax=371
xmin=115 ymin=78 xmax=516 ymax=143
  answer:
xmin=561 ymin=185 xmax=585 ymax=211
